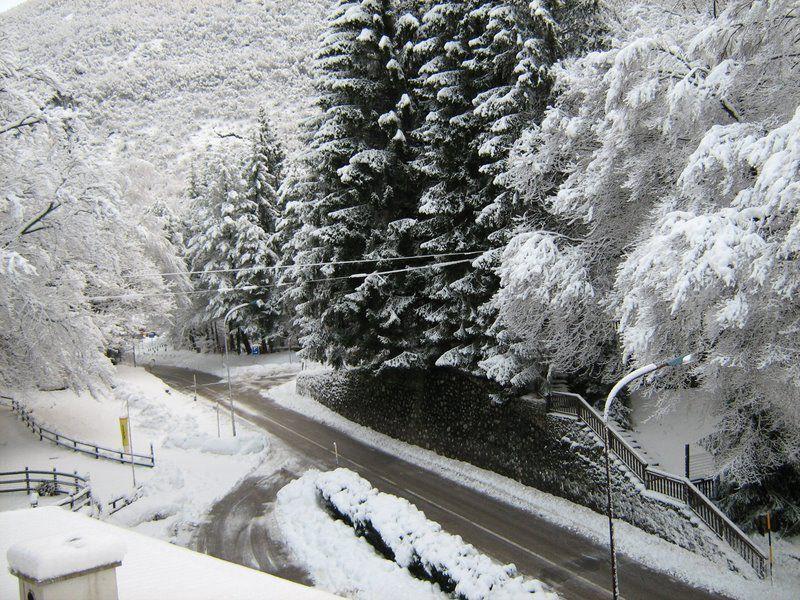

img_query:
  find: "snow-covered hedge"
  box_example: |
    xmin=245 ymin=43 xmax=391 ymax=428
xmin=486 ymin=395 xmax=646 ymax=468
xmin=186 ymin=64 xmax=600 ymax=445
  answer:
xmin=315 ymin=469 xmax=556 ymax=600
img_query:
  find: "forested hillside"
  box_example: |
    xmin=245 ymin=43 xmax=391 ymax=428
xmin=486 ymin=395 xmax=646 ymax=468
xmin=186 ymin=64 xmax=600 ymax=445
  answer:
xmin=3 ymin=0 xmax=798 ymax=533
xmin=1 ymin=0 xmax=327 ymax=195
xmin=180 ymin=0 xmax=798 ymax=527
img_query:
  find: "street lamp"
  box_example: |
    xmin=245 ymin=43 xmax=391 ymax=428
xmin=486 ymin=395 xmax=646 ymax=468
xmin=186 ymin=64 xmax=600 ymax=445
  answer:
xmin=602 ymin=353 xmax=695 ymax=599
xmin=222 ymin=302 xmax=252 ymax=437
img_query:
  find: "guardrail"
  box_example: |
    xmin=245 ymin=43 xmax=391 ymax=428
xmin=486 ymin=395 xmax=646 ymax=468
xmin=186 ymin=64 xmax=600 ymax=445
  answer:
xmin=10 ymin=399 xmax=155 ymax=468
xmin=547 ymin=391 xmax=766 ymax=578
xmin=0 ymin=468 xmax=92 ymax=511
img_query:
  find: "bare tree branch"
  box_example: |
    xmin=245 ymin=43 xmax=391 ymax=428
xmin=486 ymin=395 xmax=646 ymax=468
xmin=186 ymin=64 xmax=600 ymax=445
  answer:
xmin=215 ymin=131 xmax=245 ymax=140
xmin=0 ymin=114 xmax=43 ymax=136
xmin=19 ymin=201 xmax=62 ymax=237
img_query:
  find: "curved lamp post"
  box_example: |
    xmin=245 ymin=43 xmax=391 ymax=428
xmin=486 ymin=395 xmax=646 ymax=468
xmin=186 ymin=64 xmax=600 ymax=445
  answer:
xmin=602 ymin=353 xmax=695 ymax=599
xmin=222 ymin=302 xmax=252 ymax=437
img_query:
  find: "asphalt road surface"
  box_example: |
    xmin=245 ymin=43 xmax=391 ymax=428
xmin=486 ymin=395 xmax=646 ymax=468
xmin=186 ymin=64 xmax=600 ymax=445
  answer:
xmin=149 ymin=364 xmax=729 ymax=600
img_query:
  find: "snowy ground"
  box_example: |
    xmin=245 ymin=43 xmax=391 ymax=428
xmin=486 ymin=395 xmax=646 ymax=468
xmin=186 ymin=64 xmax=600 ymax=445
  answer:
xmin=0 ymin=507 xmax=337 ymax=600
xmin=629 ymin=388 xmax=719 ymax=477
xmin=267 ymin=378 xmax=800 ymax=600
xmin=2 ymin=355 xmax=492 ymax=600
xmin=1 ymin=366 xmax=270 ymax=544
xmin=136 ymin=337 xmax=303 ymax=380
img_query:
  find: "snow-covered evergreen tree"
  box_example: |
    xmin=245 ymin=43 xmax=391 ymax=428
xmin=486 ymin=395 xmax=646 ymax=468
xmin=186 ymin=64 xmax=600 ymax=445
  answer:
xmin=269 ymin=165 xmax=315 ymax=348
xmin=293 ymin=0 xmax=424 ymax=368
xmin=412 ymin=0 xmax=600 ymax=378
xmin=184 ymin=112 xmax=286 ymax=349
xmin=409 ymin=0 xmax=492 ymax=372
xmin=237 ymin=112 xmax=286 ymax=345
xmin=185 ymin=160 xmax=240 ymax=330
xmin=245 ymin=109 xmax=286 ymax=235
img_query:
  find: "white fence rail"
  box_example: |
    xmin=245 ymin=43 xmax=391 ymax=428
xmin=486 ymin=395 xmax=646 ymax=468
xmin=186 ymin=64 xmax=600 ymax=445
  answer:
xmin=548 ymin=390 xmax=767 ymax=578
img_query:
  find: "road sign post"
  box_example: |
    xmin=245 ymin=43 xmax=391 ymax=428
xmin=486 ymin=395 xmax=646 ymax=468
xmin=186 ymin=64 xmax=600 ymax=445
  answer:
xmin=119 ymin=406 xmax=136 ymax=487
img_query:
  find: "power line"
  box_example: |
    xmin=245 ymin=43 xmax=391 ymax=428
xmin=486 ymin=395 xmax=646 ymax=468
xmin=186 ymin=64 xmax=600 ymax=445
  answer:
xmin=88 ymin=258 xmax=475 ymax=302
xmin=120 ymin=250 xmax=486 ymax=279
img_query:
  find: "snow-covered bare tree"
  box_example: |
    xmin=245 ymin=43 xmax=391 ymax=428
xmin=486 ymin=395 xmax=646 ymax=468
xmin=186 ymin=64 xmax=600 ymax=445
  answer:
xmin=0 ymin=49 xmax=172 ymax=393
xmin=496 ymin=0 xmax=800 ymax=522
xmin=612 ymin=0 xmax=800 ymax=523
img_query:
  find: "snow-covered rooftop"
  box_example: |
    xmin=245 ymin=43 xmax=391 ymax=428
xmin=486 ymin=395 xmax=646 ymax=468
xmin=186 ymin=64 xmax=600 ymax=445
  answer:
xmin=8 ymin=532 xmax=125 ymax=582
xmin=0 ymin=507 xmax=338 ymax=600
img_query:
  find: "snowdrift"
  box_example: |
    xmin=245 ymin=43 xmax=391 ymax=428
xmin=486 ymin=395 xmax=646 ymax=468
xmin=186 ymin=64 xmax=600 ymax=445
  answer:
xmin=281 ymin=468 xmax=557 ymax=600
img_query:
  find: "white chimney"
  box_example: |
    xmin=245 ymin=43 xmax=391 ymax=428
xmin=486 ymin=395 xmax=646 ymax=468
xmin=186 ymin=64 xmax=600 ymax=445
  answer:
xmin=7 ymin=533 xmax=125 ymax=600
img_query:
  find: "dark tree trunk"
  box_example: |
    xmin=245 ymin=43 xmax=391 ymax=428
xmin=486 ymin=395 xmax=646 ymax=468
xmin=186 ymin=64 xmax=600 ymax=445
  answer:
xmin=240 ymin=328 xmax=252 ymax=355
xmin=228 ymin=332 xmax=236 ymax=355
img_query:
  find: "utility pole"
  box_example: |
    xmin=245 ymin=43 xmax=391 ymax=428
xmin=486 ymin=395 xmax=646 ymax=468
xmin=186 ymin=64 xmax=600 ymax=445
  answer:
xmin=222 ymin=302 xmax=252 ymax=437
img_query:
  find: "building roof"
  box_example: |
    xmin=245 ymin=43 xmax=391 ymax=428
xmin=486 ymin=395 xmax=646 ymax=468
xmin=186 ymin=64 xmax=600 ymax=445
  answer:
xmin=1 ymin=507 xmax=338 ymax=600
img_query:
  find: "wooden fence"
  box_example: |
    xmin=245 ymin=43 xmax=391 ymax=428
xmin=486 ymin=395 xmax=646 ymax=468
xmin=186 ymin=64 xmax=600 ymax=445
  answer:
xmin=11 ymin=399 xmax=155 ymax=468
xmin=0 ymin=468 xmax=92 ymax=511
xmin=547 ymin=391 xmax=767 ymax=578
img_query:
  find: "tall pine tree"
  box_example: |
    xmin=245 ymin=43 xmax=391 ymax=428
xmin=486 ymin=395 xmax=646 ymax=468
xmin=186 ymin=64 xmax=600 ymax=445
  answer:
xmin=411 ymin=0 xmax=601 ymax=382
xmin=237 ymin=111 xmax=286 ymax=346
xmin=410 ymin=0 xmax=500 ymax=373
xmin=293 ymin=0 xmax=423 ymax=368
xmin=185 ymin=113 xmax=286 ymax=350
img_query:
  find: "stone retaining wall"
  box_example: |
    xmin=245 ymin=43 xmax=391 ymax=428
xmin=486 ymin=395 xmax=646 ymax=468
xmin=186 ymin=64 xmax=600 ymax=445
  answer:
xmin=297 ymin=367 xmax=732 ymax=565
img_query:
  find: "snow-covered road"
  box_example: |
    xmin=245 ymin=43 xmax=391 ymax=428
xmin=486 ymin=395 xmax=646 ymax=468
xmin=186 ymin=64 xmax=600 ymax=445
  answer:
xmin=148 ymin=365 xmax=730 ymax=600
xmin=193 ymin=464 xmax=314 ymax=584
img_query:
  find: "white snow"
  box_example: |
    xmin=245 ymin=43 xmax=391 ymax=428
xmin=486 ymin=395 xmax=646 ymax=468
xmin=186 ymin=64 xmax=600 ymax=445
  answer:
xmin=7 ymin=532 xmax=125 ymax=581
xmin=274 ymin=470 xmax=446 ymax=600
xmin=267 ymin=378 xmax=800 ymax=599
xmin=1 ymin=366 xmax=269 ymax=544
xmin=315 ymin=468 xmax=558 ymax=600
xmin=630 ymin=388 xmax=720 ymax=477
xmin=0 ymin=507 xmax=337 ymax=599
xmin=137 ymin=339 xmax=302 ymax=379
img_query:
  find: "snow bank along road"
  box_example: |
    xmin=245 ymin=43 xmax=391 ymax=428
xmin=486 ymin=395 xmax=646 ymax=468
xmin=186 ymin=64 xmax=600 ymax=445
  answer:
xmin=149 ymin=365 xmax=727 ymax=600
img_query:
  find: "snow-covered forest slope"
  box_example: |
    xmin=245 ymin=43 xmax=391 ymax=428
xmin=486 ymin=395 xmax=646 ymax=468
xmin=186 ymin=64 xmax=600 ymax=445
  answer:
xmin=2 ymin=0 xmax=798 ymax=544
xmin=0 ymin=0 xmax=328 ymax=193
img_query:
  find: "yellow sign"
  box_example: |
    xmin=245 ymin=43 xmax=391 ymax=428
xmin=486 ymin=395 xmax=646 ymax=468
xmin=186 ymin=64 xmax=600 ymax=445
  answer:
xmin=119 ymin=417 xmax=131 ymax=453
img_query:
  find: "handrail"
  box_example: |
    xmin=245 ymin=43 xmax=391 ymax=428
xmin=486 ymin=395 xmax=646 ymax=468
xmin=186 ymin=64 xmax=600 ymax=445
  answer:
xmin=550 ymin=391 xmax=651 ymax=479
xmin=0 ymin=467 xmax=93 ymax=511
xmin=10 ymin=399 xmax=155 ymax=468
xmin=548 ymin=391 xmax=767 ymax=578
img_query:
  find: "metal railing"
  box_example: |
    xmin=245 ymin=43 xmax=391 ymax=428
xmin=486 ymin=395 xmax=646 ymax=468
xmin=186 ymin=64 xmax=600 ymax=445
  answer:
xmin=547 ymin=390 xmax=767 ymax=578
xmin=107 ymin=487 xmax=142 ymax=514
xmin=0 ymin=467 xmax=92 ymax=511
xmin=10 ymin=399 xmax=155 ymax=468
